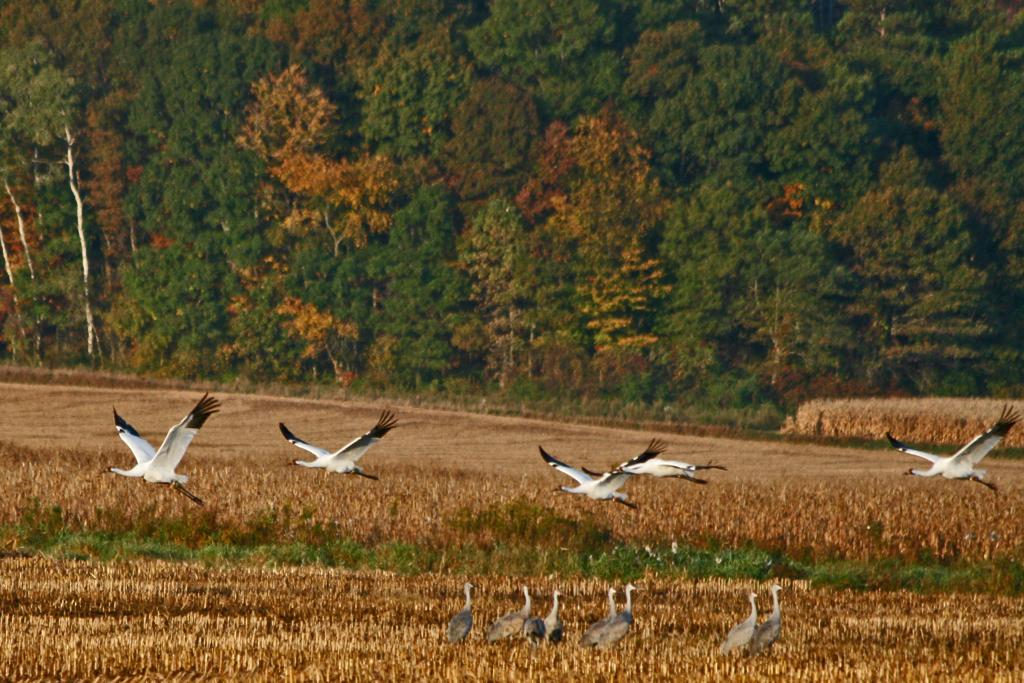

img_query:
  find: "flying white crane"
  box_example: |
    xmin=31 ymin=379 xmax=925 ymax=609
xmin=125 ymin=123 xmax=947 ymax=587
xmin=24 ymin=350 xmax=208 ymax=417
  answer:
xmin=586 ymin=439 xmax=727 ymax=484
xmin=886 ymin=405 xmax=1020 ymax=492
xmin=539 ymin=442 xmax=661 ymax=509
xmin=109 ymin=393 xmax=220 ymax=506
xmin=279 ymin=409 xmax=398 ymax=480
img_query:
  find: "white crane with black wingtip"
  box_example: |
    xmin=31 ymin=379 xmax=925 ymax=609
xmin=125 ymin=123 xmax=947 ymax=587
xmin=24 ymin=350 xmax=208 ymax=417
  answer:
xmin=607 ymin=439 xmax=727 ymax=484
xmin=539 ymin=442 xmax=662 ymax=509
xmin=279 ymin=409 xmax=398 ymax=479
xmin=109 ymin=393 xmax=220 ymax=506
xmin=886 ymin=405 xmax=1020 ymax=492
xmin=719 ymin=591 xmax=758 ymax=655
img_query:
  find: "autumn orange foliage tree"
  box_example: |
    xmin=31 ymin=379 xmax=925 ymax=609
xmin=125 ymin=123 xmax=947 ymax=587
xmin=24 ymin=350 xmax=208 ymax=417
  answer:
xmin=239 ymin=65 xmax=397 ymax=253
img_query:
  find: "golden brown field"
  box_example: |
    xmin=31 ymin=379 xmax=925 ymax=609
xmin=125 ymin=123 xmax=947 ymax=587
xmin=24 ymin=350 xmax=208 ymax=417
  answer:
xmin=787 ymin=397 xmax=1024 ymax=447
xmin=2 ymin=381 xmax=1024 ymax=679
xmin=2 ymin=382 xmax=1024 ymax=562
xmin=2 ymin=558 xmax=1024 ymax=681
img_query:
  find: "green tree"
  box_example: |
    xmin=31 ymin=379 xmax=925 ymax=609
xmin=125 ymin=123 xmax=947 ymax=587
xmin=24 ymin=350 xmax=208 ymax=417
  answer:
xmin=444 ymin=78 xmax=540 ymax=202
xmin=458 ymin=198 xmax=534 ymax=387
xmin=115 ymin=1 xmax=279 ymax=374
xmin=368 ymin=185 xmax=468 ymax=387
xmin=468 ymin=0 xmax=623 ymax=119
xmin=829 ymin=149 xmax=988 ymax=393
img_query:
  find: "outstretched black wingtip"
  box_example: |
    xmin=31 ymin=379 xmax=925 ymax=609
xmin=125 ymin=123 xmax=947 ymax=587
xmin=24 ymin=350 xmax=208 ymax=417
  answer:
xmin=113 ymin=408 xmax=141 ymax=437
xmin=884 ymin=432 xmax=902 ymax=449
xmin=994 ymin=404 xmax=1021 ymax=435
xmin=368 ymin=409 xmax=399 ymax=438
xmin=279 ymin=422 xmax=297 ymax=442
xmin=185 ymin=393 xmax=220 ymax=429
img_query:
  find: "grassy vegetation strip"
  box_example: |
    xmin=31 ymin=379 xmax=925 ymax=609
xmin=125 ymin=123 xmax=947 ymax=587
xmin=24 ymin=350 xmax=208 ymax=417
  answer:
xmin=6 ymin=507 xmax=1024 ymax=596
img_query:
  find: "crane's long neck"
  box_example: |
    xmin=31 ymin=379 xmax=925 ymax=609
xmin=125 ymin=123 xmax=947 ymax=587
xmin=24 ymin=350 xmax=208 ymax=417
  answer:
xmin=522 ymin=588 xmax=531 ymax=616
xmin=910 ymin=468 xmax=938 ymax=477
xmin=547 ymin=593 xmax=560 ymax=620
xmin=606 ymin=589 xmax=617 ymax=618
xmin=624 ymin=587 xmax=634 ymax=613
xmin=464 ymin=586 xmax=472 ymax=610
xmin=109 ymin=466 xmax=142 ymax=478
xmin=771 ymin=589 xmax=780 ymax=618
xmin=748 ymin=594 xmax=757 ymax=621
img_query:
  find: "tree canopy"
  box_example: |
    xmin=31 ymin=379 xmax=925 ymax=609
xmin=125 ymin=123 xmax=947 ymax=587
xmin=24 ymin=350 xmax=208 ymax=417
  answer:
xmin=1 ymin=0 xmax=1021 ymax=420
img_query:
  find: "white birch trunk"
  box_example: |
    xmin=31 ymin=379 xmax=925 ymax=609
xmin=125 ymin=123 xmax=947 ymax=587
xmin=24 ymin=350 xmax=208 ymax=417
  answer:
xmin=3 ymin=179 xmax=35 ymax=279
xmin=0 ymin=221 xmax=24 ymax=360
xmin=64 ymin=126 xmax=96 ymax=357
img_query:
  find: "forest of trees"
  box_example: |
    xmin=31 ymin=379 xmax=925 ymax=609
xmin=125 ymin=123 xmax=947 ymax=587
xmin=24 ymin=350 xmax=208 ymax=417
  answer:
xmin=1 ymin=0 xmax=1023 ymax=421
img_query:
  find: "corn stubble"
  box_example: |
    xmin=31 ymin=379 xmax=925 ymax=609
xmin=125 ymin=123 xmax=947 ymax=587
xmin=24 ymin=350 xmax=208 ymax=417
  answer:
xmin=0 ymin=561 xmax=1022 ymax=680
xmin=0 ymin=442 xmax=1020 ymax=564
xmin=787 ymin=398 xmax=1024 ymax=447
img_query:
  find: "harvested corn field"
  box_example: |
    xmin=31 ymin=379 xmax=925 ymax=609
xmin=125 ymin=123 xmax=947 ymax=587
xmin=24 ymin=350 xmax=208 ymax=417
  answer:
xmin=2 ymin=558 xmax=1023 ymax=681
xmin=785 ymin=398 xmax=1024 ymax=447
xmin=3 ymin=381 xmax=1024 ymax=679
xmin=2 ymin=383 xmax=1024 ymax=566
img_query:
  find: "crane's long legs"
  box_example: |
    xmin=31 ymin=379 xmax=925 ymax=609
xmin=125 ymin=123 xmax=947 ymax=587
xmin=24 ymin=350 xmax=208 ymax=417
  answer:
xmin=675 ymin=475 xmax=709 ymax=485
xmin=968 ymin=476 xmax=998 ymax=493
xmin=614 ymin=498 xmax=639 ymax=510
xmin=171 ymin=482 xmax=205 ymax=506
xmin=353 ymin=469 xmax=379 ymax=481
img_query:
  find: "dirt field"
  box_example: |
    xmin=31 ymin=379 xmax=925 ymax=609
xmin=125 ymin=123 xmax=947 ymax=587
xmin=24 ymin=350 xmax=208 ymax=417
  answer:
xmin=2 ymin=558 xmax=1023 ymax=681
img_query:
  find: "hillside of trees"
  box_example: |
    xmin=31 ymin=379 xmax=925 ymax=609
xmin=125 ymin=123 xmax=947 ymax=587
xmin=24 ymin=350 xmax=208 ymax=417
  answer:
xmin=1 ymin=1 xmax=1023 ymax=422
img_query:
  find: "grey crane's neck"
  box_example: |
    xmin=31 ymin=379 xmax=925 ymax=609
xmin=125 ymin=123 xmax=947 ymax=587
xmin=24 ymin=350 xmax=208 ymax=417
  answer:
xmin=606 ymin=591 xmax=617 ymax=618
xmin=463 ymin=587 xmax=473 ymax=610
xmin=624 ymin=588 xmax=634 ymax=613
xmin=522 ymin=590 xmax=531 ymax=614
xmin=547 ymin=594 xmax=560 ymax=618
xmin=748 ymin=595 xmax=758 ymax=619
xmin=771 ymin=590 xmax=781 ymax=617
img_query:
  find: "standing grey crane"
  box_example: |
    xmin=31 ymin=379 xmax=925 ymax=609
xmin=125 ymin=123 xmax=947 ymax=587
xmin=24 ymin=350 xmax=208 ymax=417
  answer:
xmin=719 ymin=591 xmax=758 ymax=655
xmin=446 ymin=582 xmax=474 ymax=643
xmin=523 ymin=615 xmax=546 ymax=646
xmin=544 ymin=590 xmax=564 ymax=644
xmin=487 ymin=586 xmax=532 ymax=642
xmin=581 ymin=584 xmax=636 ymax=649
xmin=748 ymin=584 xmax=782 ymax=655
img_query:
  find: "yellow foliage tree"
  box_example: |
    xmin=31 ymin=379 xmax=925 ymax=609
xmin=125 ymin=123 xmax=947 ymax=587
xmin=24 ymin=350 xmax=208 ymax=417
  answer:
xmin=276 ymin=296 xmax=359 ymax=383
xmin=543 ymin=113 xmax=669 ymax=354
xmin=239 ymin=64 xmax=397 ymax=253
